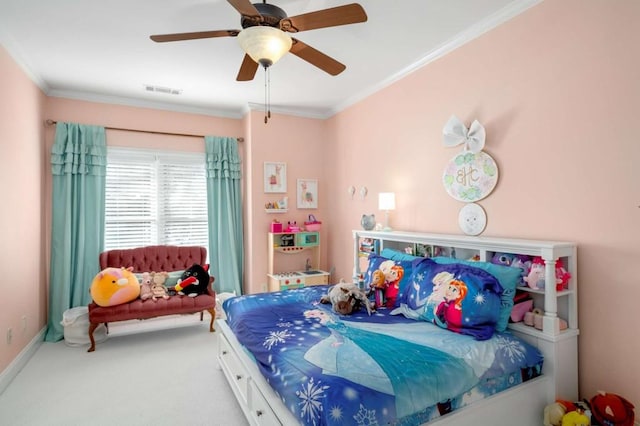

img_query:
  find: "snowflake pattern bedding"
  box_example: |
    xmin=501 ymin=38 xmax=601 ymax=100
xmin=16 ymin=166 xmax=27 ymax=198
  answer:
xmin=224 ymin=286 xmax=543 ymax=426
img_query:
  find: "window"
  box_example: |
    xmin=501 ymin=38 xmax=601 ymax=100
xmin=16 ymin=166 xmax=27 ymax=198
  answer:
xmin=104 ymin=147 xmax=208 ymax=250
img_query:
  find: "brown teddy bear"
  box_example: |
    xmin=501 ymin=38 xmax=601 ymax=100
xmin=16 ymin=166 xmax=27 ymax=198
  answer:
xmin=150 ymin=271 xmax=170 ymax=301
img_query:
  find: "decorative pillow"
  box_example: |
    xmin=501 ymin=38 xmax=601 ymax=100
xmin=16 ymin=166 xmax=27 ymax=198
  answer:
xmin=90 ymin=267 xmax=140 ymax=307
xmin=363 ymin=254 xmax=413 ymax=308
xmin=400 ymin=258 xmax=503 ymax=340
xmin=431 ymin=257 xmax=522 ymax=332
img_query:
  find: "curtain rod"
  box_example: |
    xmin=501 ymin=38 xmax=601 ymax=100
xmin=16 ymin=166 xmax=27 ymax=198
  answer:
xmin=45 ymin=119 xmax=244 ymax=142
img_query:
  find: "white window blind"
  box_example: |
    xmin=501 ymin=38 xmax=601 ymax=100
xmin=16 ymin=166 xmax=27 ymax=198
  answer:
xmin=105 ymin=148 xmax=208 ymax=250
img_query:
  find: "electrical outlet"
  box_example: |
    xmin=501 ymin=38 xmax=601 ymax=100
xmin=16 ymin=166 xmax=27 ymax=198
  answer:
xmin=6 ymin=328 xmax=12 ymax=345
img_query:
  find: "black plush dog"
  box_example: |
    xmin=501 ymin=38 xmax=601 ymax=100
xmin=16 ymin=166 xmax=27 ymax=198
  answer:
xmin=174 ymin=263 xmax=211 ymax=297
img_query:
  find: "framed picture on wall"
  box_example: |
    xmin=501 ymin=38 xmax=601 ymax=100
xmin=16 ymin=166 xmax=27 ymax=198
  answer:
xmin=297 ymin=179 xmax=318 ymax=209
xmin=264 ymin=162 xmax=287 ymax=193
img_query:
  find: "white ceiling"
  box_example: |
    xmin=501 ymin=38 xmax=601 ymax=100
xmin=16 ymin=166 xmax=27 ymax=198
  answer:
xmin=0 ymin=0 xmax=538 ymax=119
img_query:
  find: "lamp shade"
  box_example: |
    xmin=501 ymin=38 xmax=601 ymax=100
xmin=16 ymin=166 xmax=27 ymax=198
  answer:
xmin=237 ymin=26 xmax=292 ymax=68
xmin=378 ymin=192 xmax=396 ymax=211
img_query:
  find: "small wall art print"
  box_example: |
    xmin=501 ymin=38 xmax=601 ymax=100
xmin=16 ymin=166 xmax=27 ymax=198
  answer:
xmin=264 ymin=162 xmax=286 ymax=193
xmin=297 ymin=178 xmax=318 ymax=209
xmin=442 ymin=151 xmax=498 ymax=202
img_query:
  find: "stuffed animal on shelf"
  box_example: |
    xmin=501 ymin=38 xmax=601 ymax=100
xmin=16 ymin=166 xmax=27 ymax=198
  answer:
xmin=139 ymin=272 xmax=153 ymax=301
xmin=491 ymin=252 xmax=532 ymax=284
xmin=90 ymin=267 xmax=140 ymax=307
xmin=524 ymin=257 xmax=546 ymax=289
xmin=174 ymin=263 xmax=211 ymax=297
xmin=320 ymin=280 xmax=374 ymax=315
xmin=555 ymin=260 xmax=572 ymax=291
xmin=150 ymin=271 xmax=170 ymax=301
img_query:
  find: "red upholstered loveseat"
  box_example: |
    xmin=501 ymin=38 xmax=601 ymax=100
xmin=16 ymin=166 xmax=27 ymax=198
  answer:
xmin=87 ymin=245 xmax=216 ymax=352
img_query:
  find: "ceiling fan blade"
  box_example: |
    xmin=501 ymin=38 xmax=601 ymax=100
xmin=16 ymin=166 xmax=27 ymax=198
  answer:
xmin=236 ymin=54 xmax=259 ymax=81
xmin=150 ymin=30 xmax=239 ymax=42
xmin=290 ymin=39 xmax=346 ymax=76
xmin=227 ymin=0 xmax=261 ymax=17
xmin=281 ymin=3 xmax=367 ymax=33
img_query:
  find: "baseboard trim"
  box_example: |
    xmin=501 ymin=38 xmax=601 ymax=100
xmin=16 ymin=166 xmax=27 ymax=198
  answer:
xmin=0 ymin=327 xmax=46 ymax=395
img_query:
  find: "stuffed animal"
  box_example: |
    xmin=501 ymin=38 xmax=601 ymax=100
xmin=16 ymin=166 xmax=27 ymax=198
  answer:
xmin=524 ymin=257 xmax=546 ymax=289
xmin=544 ymin=400 xmax=576 ymax=426
xmin=320 ymin=280 xmax=374 ymax=315
xmin=590 ymin=391 xmax=635 ymax=426
xmin=175 ymin=263 xmax=211 ymax=297
xmin=555 ymin=260 xmax=572 ymax=291
xmin=139 ymin=272 xmax=153 ymax=301
xmin=378 ymin=260 xmax=404 ymax=309
xmin=369 ymin=269 xmax=386 ymax=308
xmin=561 ymin=410 xmax=589 ymax=426
xmin=90 ymin=267 xmax=140 ymax=307
xmin=150 ymin=271 xmax=170 ymax=301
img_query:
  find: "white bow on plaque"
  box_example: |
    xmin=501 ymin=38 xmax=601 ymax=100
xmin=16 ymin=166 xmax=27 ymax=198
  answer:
xmin=442 ymin=115 xmax=486 ymax=153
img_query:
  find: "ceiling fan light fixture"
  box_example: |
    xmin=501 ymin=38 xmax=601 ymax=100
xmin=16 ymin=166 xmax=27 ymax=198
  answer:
xmin=237 ymin=26 xmax=292 ymax=68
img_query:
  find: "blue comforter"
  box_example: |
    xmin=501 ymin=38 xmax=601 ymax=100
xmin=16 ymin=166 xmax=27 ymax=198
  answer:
xmin=224 ymin=286 xmax=543 ymax=426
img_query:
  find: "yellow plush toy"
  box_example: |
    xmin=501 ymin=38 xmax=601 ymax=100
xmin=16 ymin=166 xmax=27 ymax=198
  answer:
xmin=561 ymin=410 xmax=590 ymax=426
xmin=90 ymin=267 xmax=140 ymax=307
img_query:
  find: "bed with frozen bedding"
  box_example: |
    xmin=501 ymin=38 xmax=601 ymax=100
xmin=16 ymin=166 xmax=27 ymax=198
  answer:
xmin=224 ymin=285 xmax=543 ymax=425
xmin=217 ymin=230 xmax=579 ymax=426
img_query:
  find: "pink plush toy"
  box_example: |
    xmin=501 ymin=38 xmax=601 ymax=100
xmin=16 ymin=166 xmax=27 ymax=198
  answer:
xmin=139 ymin=272 xmax=153 ymax=301
xmin=524 ymin=257 xmax=546 ymax=289
xmin=555 ymin=260 xmax=572 ymax=291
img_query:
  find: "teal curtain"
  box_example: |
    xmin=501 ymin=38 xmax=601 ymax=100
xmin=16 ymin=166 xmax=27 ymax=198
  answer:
xmin=205 ymin=136 xmax=243 ymax=295
xmin=45 ymin=122 xmax=106 ymax=342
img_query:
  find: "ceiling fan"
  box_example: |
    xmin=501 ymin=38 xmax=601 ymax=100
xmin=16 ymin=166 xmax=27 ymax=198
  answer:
xmin=150 ymin=0 xmax=368 ymax=82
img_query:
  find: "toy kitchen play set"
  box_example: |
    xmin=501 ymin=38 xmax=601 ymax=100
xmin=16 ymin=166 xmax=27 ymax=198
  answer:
xmin=267 ymin=217 xmax=329 ymax=291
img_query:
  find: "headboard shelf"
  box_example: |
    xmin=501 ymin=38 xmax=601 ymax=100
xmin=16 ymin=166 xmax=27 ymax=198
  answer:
xmin=352 ymin=229 xmax=579 ymax=401
xmin=352 ymin=229 xmax=578 ymax=339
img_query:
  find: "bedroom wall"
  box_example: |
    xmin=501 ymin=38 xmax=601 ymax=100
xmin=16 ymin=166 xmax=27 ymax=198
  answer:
xmin=325 ymin=0 xmax=639 ymax=407
xmin=0 ymin=45 xmax=47 ymax=374
xmin=243 ymin=110 xmax=329 ymax=294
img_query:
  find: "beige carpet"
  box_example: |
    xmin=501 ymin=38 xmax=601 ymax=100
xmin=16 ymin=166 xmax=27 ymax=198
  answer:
xmin=0 ymin=319 xmax=249 ymax=426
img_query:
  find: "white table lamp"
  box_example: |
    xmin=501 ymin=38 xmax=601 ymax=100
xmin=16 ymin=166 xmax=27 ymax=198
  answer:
xmin=378 ymin=192 xmax=396 ymax=231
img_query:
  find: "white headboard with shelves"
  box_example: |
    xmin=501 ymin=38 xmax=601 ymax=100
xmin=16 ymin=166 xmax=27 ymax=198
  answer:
xmin=352 ymin=229 xmax=579 ymax=401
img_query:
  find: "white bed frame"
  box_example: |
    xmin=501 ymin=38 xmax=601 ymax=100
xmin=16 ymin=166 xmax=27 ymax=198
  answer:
xmin=217 ymin=230 xmax=579 ymax=426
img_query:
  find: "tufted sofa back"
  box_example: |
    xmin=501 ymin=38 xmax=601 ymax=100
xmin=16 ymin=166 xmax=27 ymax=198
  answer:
xmin=99 ymin=245 xmax=207 ymax=272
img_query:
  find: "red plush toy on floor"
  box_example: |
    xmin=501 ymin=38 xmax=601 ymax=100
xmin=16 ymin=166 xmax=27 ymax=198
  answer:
xmin=590 ymin=391 xmax=635 ymax=426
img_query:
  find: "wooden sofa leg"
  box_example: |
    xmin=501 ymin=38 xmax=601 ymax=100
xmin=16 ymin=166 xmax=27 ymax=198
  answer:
xmin=88 ymin=322 xmax=99 ymax=352
xmin=207 ymin=308 xmax=216 ymax=332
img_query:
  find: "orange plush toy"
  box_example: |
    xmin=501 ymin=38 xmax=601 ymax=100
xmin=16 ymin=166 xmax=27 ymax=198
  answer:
xmin=90 ymin=267 xmax=140 ymax=307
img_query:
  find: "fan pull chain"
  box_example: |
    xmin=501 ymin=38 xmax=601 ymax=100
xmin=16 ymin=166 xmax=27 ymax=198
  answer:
xmin=263 ymin=67 xmax=272 ymax=124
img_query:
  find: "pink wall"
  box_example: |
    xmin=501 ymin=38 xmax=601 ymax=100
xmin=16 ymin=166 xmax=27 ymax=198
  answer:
xmin=325 ymin=0 xmax=639 ymax=407
xmin=243 ymin=110 xmax=329 ymax=294
xmin=0 ymin=46 xmax=47 ymax=372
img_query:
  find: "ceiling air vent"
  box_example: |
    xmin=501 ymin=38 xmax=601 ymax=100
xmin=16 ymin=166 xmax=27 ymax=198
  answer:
xmin=143 ymin=84 xmax=182 ymax=95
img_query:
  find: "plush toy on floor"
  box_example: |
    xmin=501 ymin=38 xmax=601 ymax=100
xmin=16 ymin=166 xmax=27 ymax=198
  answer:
xmin=150 ymin=271 xmax=170 ymax=301
xmin=544 ymin=400 xmax=589 ymax=426
xmin=590 ymin=391 xmax=635 ymax=426
xmin=174 ymin=263 xmax=211 ymax=297
xmin=90 ymin=267 xmax=140 ymax=307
